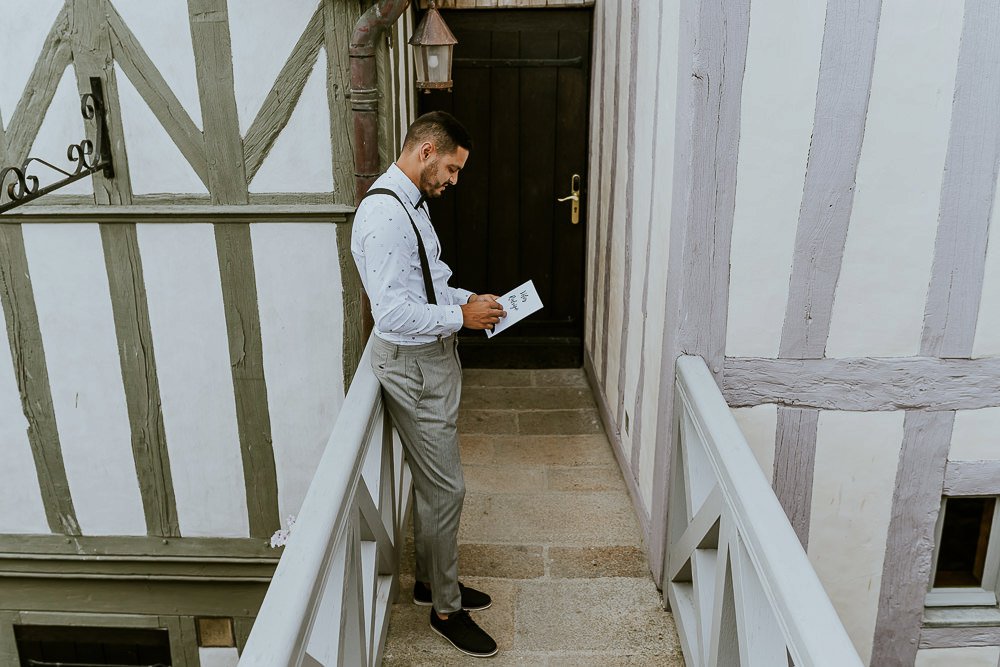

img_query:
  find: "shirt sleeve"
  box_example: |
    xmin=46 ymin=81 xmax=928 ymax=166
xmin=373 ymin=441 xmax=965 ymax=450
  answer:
xmin=357 ymin=200 xmax=464 ymax=337
xmin=451 ymin=287 xmax=474 ymax=304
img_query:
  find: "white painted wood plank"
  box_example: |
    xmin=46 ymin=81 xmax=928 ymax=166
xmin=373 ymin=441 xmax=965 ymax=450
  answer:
xmin=253 ymin=221 xmax=345 ymax=524
xmin=0 ymin=0 xmax=63 ymax=121
xmin=950 ymin=407 xmax=1000 ymax=461
xmin=808 ymin=410 xmax=904 ymax=664
xmin=826 ymin=0 xmax=962 ymax=358
xmin=137 ymin=223 xmax=249 ymax=537
xmin=112 ymin=1 xmax=203 ymax=127
xmin=23 ymin=223 xmax=145 ymax=536
xmin=249 ymin=49 xmax=333 ymax=193
xmin=115 ymin=63 xmax=208 ymax=194
xmin=675 ymin=357 xmax=863 ymax=666
xmin=228 ymin=0 xmax=315 ymax=134
xmin=0 ymin=296 xmax=50 ymax=534
xmin=26 ymin=67 xmax=92 ymax=196
xmin=726 ymin=0 xmax=825 ymax=358
xmin=731 ymin=534 xmax=787 ymax=665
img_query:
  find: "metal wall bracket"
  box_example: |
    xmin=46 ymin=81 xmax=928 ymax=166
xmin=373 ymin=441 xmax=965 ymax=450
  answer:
xmin=0 ymin=76 xmax=115 ymax=213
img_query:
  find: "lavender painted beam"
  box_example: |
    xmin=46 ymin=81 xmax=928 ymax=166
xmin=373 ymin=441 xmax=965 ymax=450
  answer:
xmin=772 ymin=407 xmax=818 ymax=547
xmin=942 ymin=460 xmax=1000 ymax=496
xmin=723 ymin=356 xmax=1000 ymax=411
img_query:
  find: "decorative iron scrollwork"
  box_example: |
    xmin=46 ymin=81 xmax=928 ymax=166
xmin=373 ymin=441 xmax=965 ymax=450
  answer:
xmin=0 ymin=76 xmax=115 ymax=213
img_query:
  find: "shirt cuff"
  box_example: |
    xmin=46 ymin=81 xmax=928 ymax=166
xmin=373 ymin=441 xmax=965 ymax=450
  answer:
xmin=453 ymin=287 xmax=474 ymax=304
xmin=444 ymin=305 xmax=464 ymax=331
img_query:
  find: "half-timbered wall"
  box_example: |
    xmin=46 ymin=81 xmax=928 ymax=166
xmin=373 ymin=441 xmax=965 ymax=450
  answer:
xmin=586 ymin=0 xmax=1000 ymax=664
xmin=0 ymin=2 xmax=416 ymax=662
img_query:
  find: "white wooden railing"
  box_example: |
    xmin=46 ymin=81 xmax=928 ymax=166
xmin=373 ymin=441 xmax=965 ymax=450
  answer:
xmin=240 ymin=336 xmax=411 ymax=666
xmin=666 ymin=356 xmax=863 ymax=667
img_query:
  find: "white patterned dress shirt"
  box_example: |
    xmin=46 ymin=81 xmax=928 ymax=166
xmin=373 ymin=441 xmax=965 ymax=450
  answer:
xmin=351 ymin=163 xmax=473 ymax=344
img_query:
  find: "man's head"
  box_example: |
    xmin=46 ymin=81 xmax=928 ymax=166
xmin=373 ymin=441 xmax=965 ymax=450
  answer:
xmin=398 ymin=111 xmax=472 ymax=198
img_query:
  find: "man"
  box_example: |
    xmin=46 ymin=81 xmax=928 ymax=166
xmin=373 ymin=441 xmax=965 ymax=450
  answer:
xmin=351 ymin=111 xmax=505 ymax=658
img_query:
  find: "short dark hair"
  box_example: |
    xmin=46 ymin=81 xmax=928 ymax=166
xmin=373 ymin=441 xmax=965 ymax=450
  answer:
xmin=402 ymin=111 xmax=473 ymax=154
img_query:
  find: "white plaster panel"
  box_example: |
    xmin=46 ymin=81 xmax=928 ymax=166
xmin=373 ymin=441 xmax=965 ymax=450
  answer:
xmin=973 ymin=166 xmax=1000 ymax=357
xmin=808 ymin=410 xmax=904 ymax=664
xmin=198 ymin=647 xmax=239 ymax=667
xmin=915 ymin=647 xmax=1000 ymax=667
xmin=249 ymin=49 xmax=333 ymax=194
xmin=115 ymin=63 xmax=208 ymax=195
xmin=731 ymin=405 xmax=777 ymax=483
xmin=251 ymin=222 xmax=344 ymax=523
xmin=637 ymin=0 xmax=681 ymax=511
xmin=620 ymin=0 xmax=656 ymax=442
xmin=109 ymin=0 xmax=202 ymax=126
xmin=583 ymin=0 xmax=605 ymax=357
xmin=0 ymin=298 xmax=50 ymax=534
xmin=26 ymin=67 xmax=93 ymax=196
xmin=603 ymin=0 xmax=634 ymax=415
xmin=0 ymin=0 xmax=64 ymax=122
xmin=826 ymin=0 xmax=962 ymax=358
xmin=726 ymin=0 xmax=825 ymax=358
xmin=137 ymin=223 xmax=249 ymax=538
xmin=229 ymin=0 xmax=316 ymax=134
xmin=22 ymin=223 xmax=145 ymax=536
xmin=950 ymin=407 xmax=1000 ymax=461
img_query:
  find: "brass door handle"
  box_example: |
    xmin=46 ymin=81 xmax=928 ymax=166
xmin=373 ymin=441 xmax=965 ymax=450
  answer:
xmin=557 ymin=173 xmax=582 ymax=224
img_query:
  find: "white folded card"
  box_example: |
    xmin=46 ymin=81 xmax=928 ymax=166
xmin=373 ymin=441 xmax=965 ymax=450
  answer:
xmin=486 ymin=279 xmax=543 ymax=338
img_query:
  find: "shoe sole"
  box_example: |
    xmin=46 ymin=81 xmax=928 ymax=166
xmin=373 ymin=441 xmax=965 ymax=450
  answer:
xmin=413 ymin=597 xmax=492 ymax=611
xmin=430 ymin=623 xmax=499 ymax=658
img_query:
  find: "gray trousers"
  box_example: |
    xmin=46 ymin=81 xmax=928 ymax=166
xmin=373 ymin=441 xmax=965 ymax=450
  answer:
xmin=371 ymin=334 xmax=465 ymax=614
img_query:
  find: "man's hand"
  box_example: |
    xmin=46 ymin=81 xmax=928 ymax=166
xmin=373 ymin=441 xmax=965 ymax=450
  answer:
xmin=461 ymin=295 xmax=506 ymax=330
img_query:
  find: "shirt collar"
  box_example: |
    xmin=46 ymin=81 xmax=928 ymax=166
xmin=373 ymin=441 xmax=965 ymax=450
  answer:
xmin=386 ymin=163 xmax=424 ymax=210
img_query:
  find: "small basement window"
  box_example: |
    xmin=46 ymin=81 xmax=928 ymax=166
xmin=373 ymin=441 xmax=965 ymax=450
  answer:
xmin=926 ymin=496 xmax=1000 ymax=608
xmin=14 ymin=625 xmax=172 ymax=667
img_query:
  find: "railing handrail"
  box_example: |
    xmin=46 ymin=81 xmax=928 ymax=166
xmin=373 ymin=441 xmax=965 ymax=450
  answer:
xmin=674 ymin=355 xmax=863 ymax=666
xmin=240 ymin=336 xmax=383 ymax=666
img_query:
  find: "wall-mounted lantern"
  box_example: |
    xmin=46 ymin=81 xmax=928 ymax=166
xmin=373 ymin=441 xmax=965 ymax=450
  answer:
xmin=409 ymin=2 xmax=457 ymax=92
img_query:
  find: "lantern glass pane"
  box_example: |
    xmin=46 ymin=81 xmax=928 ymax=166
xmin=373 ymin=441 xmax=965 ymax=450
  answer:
xmin=414 ymin=47 xmax=429 ymax=83
xmin=427 ymin=44 xmax=452 ymax=83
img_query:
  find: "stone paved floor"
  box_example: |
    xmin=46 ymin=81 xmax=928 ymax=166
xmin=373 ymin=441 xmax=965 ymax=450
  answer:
xmin=382 ymin=368 xmax=684 ymax=666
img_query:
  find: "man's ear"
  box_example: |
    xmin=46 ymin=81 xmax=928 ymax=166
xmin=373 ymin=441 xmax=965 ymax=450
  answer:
xmin=420 ymin=141 xmax=435 ymax=161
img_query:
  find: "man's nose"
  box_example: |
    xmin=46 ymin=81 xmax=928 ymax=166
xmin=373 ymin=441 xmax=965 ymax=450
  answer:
xmin=449 ymin=172 xmax=459 ymax=185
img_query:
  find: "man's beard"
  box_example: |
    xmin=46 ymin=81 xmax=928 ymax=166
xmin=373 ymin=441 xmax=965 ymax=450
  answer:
xmin=418 ymin=158 xmax=446 ymax=197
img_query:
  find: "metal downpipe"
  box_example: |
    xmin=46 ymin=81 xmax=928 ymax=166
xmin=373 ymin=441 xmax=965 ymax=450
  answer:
xmin=350 ymin=0 xmax=410 ymax=205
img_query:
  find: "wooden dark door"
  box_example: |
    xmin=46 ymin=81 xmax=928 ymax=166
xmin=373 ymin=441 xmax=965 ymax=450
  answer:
xmin=419 ymin=9 xmax=592 ymax=367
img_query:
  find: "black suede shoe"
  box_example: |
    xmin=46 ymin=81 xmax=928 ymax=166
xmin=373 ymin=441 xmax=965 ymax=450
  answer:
xmin=429 ymin=608 xmax=498 ymax=658
xmin=413 ymin=580 xmax=492 ymax=611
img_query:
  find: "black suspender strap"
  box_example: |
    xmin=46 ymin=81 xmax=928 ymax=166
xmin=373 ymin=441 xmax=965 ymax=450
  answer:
xmin=361 ymin=187 xmax=437 ymax=306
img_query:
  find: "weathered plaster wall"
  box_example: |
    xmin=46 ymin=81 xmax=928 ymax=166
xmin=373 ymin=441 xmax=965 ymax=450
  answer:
xmin=585 ymin=0 xmax=680 ymax=533
xmin=586 ymin=0 xmax=1000 ymax=661
xmin=0 ymin=1 xmax=416 ymax=542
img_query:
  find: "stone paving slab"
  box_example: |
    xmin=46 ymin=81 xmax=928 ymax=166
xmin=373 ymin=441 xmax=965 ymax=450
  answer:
xmin=518 ymin=409 xmax=603 ymax=435
xmin=461 ymin=386 xmax=597 ymax=411
xmin=513 ymin=578 xmax=677 ymax=653
xmin=459 ymin=492 xmax=642 ymax=546
xmin=460 ymin=368 xmax=589 ymax=389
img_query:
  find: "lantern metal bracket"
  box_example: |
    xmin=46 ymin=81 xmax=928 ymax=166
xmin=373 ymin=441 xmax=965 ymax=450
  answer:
xmin=0 ymin=77 xmax=115 ymax=214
